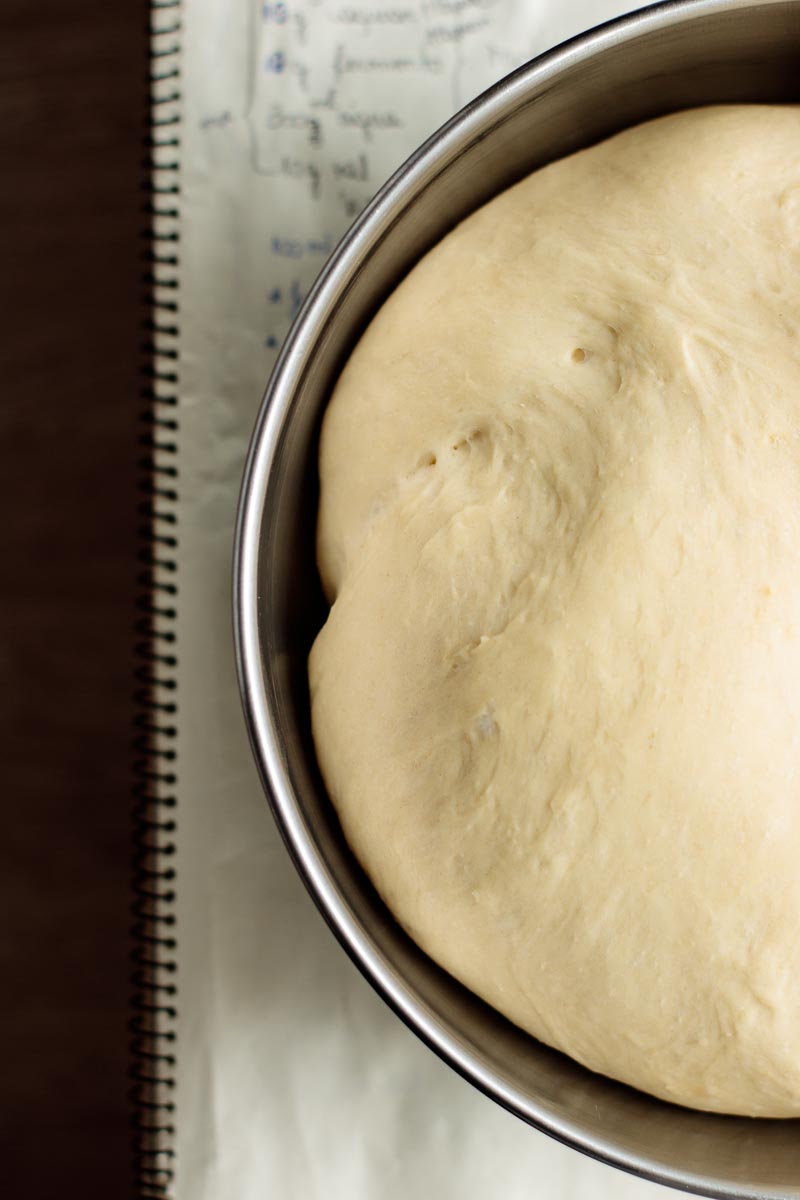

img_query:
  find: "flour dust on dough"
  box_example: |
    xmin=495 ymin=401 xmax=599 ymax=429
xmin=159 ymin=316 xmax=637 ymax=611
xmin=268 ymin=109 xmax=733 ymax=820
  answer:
xmin=309 ymin=106 xmax=800 ymax=1117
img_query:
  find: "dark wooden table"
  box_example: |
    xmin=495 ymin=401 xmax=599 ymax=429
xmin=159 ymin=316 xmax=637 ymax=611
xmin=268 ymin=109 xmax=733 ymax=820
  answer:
xmin=1 ymin=2 xmax=147 ymax=1195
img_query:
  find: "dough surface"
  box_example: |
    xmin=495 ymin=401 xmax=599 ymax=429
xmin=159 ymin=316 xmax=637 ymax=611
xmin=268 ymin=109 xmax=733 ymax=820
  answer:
xmin=309 ymin=106 xmax=800 ymax=1117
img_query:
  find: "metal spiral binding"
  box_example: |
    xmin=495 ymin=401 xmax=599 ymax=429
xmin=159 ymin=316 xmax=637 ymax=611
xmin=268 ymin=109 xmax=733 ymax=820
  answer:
xmin=132 ymin=3 xmax=181 ymax=1196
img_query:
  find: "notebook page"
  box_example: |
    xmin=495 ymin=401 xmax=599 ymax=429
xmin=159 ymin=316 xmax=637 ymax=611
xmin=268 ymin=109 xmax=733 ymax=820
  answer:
xmin=174 ymin=2 xmax=663 ymax=1197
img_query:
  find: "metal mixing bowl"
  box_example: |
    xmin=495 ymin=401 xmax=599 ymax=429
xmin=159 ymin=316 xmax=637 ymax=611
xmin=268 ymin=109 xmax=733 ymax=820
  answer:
xmin=234 ymin=2 xmax=800 ymax=1194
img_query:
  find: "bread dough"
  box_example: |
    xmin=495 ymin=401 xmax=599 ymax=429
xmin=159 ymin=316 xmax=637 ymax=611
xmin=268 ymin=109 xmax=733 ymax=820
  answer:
xmin=309 ymin=106 xmax=800 ymax=1117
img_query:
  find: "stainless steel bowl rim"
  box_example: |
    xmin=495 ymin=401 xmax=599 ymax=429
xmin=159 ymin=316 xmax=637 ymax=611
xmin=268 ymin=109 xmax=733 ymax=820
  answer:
xmin=234 ymin=3 xmax=800 ymax=1196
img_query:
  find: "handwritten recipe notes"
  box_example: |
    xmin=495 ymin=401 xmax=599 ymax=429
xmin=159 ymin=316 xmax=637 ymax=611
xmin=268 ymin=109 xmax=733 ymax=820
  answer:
xmin=196 ymin=0 xmax=550 ymax=353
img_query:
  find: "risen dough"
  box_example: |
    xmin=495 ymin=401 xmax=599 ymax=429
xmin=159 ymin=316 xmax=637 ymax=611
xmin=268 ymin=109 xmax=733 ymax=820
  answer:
xmin=309 ymin=106 xmax=800 ymax=1117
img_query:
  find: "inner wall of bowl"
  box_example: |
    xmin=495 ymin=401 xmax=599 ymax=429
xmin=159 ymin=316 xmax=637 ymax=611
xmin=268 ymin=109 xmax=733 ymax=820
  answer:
xmin=258 ymin=4 xmax=800 ymax=1195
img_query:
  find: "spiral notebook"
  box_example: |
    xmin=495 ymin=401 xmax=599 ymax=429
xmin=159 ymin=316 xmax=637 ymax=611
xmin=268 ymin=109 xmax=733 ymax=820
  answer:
xmin=133 ymin=2 xmax=665 ymax=1197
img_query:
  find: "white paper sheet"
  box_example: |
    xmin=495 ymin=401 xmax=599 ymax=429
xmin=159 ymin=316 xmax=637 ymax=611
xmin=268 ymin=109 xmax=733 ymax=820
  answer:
xmin=172 ymin=1 xmax=669 ymax=1195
